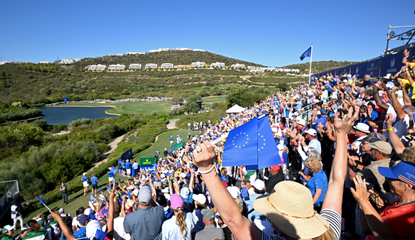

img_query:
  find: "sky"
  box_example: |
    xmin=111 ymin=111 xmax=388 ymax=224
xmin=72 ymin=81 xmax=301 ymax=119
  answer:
xmin=1 ymin=0 xmax=414 ymax=67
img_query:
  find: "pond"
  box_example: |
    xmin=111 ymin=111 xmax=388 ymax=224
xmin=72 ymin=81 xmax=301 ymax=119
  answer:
xmin=40 ymin=107 xmax=118 ymax=125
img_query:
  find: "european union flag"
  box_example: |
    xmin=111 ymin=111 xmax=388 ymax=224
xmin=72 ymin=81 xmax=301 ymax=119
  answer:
xmin=222 ymin=116 xmax=281 ymax=170
xmin=300 ymin=47 xmax=312 ymax=61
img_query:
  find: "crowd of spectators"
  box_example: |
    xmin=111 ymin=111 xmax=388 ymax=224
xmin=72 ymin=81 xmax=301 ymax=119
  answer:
xmin=2 ymin=49 xmax=415 ymax=240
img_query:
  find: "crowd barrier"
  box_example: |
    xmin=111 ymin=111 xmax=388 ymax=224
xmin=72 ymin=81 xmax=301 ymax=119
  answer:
xmin=312 ymin=47 xmax=415 ymax=80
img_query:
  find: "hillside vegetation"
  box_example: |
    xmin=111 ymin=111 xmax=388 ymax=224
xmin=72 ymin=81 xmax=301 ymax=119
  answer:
xmin=73 ymin=51 xmax=264 ymax=70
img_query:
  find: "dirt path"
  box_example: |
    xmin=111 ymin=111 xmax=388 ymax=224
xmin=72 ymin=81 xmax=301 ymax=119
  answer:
xmin=91 ymin=133 xmax=128 ymax=170
xmin=167 ymin=119 xmax=179 ymax=129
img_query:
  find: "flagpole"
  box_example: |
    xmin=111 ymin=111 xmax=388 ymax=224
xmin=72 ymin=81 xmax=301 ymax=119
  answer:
xmin=309 ymin=44 xmax=313 ymax=85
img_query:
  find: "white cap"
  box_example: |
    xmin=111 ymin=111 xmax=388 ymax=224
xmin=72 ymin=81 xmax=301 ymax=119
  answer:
xmin=254 ymin=179 xmax=265 ymax=191
xmin=192 ymin=194 xmax=206 ymax=205
xmin=58 ymin=208 xmax=64 ymax=214
xmin=304 ymin=129 xmax=317 ymax=137
xmin=227 ymin=187 xmax=240 ymax=199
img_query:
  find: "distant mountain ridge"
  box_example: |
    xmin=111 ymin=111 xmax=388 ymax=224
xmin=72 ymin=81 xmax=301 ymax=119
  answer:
xmin=73 ymin=51 xmax=265 ymax=70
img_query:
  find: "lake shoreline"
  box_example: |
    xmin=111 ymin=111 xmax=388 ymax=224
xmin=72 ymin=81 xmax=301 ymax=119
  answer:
xmin=44 ymin=104 xmax=121 ymax=116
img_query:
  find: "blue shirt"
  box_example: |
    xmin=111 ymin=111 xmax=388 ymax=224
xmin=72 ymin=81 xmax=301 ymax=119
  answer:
xmin=307 ymin=170 xmax=328 ymax=207
xmin=108 ymin=171 xmax=115 ymax=178
xmin=81 ymin=176 xmax=88 ymax=182
xmin=125 ymin=161 xmax=131 ymax=170
xmin=120 ymin=161 xmax=125 ymax=168
xmin=247 ymin=194 xmax=265 ymax=221
xmin=91 ymin=176 xmax=98 ymax=185
xmin=313 ymin=116 xmax=327 ymax=130
xmin=370 ymin=110 xmax=379 ymax=121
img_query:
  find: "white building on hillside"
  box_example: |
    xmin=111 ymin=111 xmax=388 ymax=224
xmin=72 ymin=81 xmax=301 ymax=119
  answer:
xmin=191 ymin=61 xmax=205 ymax=68
xmin=108 ymin=64 xmax=126 ymax=70
xmin=177 ymin=65 xmax=184 ymax=68
xmin=0 ymin=61 xmax=8 ymax=65
xmin=211 ymin=62 xmax=225 ymax=68
xmin=161 ymin=63 xmax=174 ymax=69
xmin=88 ymin=64 xmax=107 ymax=71
xmin=129 ymin=64 xmax=142 ymax=69
xmin=172 ymin=48 xmax=191 ymax=51
xmin=231 ymin=63 xmax=245 ymax=69
xmin=145 ymin=63 xmax=158 ymax=69
xmin=193 ymin=49 xmax=206 ymax=52
xmin=38 ymin=61 xmax=50 ymax=64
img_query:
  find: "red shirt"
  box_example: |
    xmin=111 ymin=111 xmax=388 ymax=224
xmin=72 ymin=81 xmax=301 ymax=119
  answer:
xmin=367 ymin=200 xmax=415 ymax=240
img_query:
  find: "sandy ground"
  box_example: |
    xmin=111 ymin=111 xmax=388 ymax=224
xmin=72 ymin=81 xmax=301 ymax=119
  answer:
xmin=167 ymin=119 xmax=179 ymax=129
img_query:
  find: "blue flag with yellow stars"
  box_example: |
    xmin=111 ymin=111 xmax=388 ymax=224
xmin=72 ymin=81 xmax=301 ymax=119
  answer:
xmin=222 ymin=116 xmax=281 ymax=170
xmin=300 ymin=47 xmax=311 ymax=61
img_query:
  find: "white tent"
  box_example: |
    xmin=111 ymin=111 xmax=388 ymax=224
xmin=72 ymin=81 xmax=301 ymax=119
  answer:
xmin=226 ymin=104 xmax=246 ymax=114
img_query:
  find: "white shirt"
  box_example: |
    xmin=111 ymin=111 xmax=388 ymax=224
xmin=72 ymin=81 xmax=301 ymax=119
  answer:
xmin=11 ymin=205 xmax=18 ymax=219
xmin=162 ymin=213 xmax=194 ymax=240
xmin=113 ymin=216 xmax=131 ymax=240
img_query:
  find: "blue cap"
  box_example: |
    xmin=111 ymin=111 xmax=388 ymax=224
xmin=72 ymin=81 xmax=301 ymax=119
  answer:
xmin=89 ymin=195 xmax=95 ymax=201
xmin=378 ymin=161 xmax=415 ymax=187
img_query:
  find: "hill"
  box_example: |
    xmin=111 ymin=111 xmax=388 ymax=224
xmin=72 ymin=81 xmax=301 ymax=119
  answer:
xmin=73 ymin=51 xmax=265 ymax=70
xmin=283 ymin=60 xmax=358 ymax=73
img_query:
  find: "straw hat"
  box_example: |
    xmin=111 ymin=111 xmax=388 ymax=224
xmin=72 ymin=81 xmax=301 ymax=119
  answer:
xmin=253 ymin=181 xmax=329 ymax=239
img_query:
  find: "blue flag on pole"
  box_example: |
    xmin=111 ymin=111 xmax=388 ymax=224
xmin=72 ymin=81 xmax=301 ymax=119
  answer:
xmin=222 ymin=116 xmax=281 ymax=170
xmin=300 ymin=47 xmax=311 ymax=61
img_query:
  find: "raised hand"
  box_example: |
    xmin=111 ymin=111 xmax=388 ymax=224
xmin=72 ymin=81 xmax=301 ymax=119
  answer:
xmin=333 ymin=106 xmax=359 ymax=135
xmin=193 ymin=141 xmax=216 ymax=172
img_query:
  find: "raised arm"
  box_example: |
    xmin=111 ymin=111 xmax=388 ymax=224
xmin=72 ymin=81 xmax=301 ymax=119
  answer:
xmin=194 ymin=141 xmax=262 ymax=240
xmin=384 ymin=114 xmax=405 ymax=157
xmin=49 ymin=211 xmax=76 ymax=240
xmin=391 ymin=86 xmax=407 ymax=120
xmin=321 ymin=106 xmax=359 ymax=214
xmin=351 ymin=176 xmax=395 ymax=240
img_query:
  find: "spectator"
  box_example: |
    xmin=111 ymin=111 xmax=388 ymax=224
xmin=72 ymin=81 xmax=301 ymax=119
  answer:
xmin=194 ymin=209 xmax=225 ymax=240
xmin=302 ymin=128 xmax=322 ymax=155
xmin=265 ymin=165 xmax=284 ymax=194
xmin=91 ymin=173 xmax=98 ymax=196
xmin=60 ymin=182 xmax=68 ymax=205
xmin=162 ymin=194 xmax=194 ymax=240
xmin=303 ymin=158 xmax=328 ymax=210
xmin=123 ymin=186 xmax=164 ymax=240
xmin=351 ymin=161 xmax=415 ymax=239
xmin=11 ymin=202 xmax=25 ymax=231
xmin=81 ymin=173 xmax=89 ymax=196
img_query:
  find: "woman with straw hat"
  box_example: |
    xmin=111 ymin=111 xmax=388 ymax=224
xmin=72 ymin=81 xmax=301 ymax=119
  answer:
xmin=193 ymin=106 xmax=359 ymax=240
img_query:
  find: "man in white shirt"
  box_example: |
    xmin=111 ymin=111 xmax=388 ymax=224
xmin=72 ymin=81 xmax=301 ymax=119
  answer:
xmin=300 ymin=129 xmax=321 ymax=155
xmin=11 ymin=202 xmax=26 ymax=230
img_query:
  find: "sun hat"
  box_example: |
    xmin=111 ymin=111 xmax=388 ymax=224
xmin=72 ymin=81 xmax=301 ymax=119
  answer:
xmin=379 ymin=161 xmax=415 ymax=186
xmin=180 ymin=187 xmax=190 ymax=199
xmin=304 ymin=129 xmax=317 ymax=137
xmin=170 ymin=194 xmax=184 ymax=210
xmin=2 ymin=225 xmax=14 ymax=234
xmin=368 ymin=141 xmax=392 ymax=155
xmin=353 ymin=123 xmax=370 ymax=134
xmin=138 ymin=186 xmax=151 ymax=205
xmin=253 ymin=181 xmax=329 ymax=239
xmin=254 ymin=179 xmax=265 ymax=191
xmin=383 ymin=73 xmax=393 ymax=80
xmin=201 ymin=209 xmax=215 ymax=222
xmin=192 ymin=194 xmax=206 ymax=205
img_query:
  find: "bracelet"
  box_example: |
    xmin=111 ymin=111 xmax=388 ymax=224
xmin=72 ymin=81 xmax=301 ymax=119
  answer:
xmin=198 ymin=164 xmax=216 ymax=174
xmin=381 ymin=128 xmax=393 ymax=131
